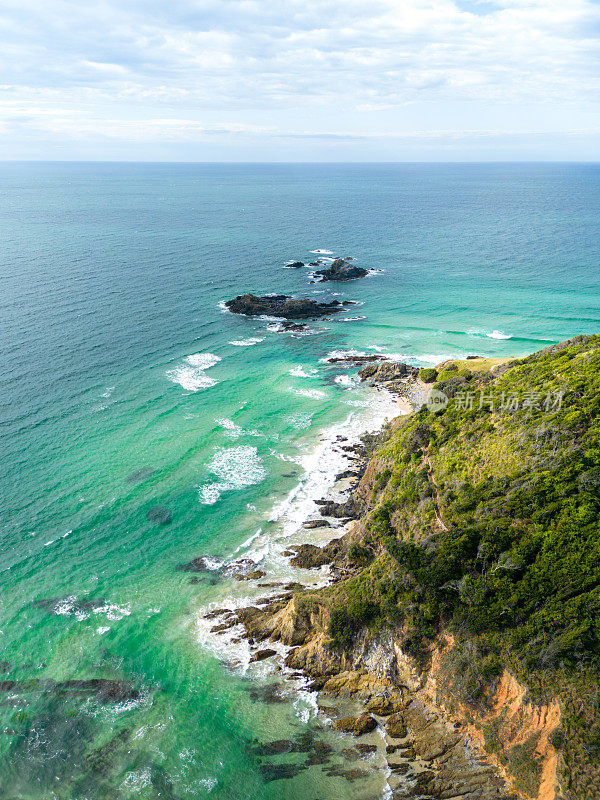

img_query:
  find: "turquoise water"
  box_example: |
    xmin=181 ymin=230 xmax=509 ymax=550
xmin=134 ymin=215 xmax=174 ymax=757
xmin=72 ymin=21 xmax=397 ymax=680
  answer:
xmin=0 ymin=162 xmax=599 ymax=799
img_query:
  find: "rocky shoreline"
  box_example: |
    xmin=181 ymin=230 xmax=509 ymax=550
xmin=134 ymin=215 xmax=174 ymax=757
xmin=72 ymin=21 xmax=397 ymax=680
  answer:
xmin=191 ymin=365 xmax=525 ymax=800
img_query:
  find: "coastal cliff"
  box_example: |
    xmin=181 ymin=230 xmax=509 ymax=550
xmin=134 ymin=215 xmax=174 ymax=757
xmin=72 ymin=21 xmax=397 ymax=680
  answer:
xmin=230 ymin=334 xmax=600 ymax=800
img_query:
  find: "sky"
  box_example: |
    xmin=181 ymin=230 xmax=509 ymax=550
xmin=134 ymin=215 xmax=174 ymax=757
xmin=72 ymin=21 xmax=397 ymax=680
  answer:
xmin=0 ymin=0 xmax=599 ymax=161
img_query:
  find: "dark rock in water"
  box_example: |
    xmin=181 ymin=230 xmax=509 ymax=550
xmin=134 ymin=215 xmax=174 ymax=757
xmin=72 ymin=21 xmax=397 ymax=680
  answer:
xmin=325 ymin=765 xmax=367 ymax=781
xmin=151 ymin=765 xmax=178 ymax=800
xmin=355 ymin=743 xmax=377 ymax=755
xmin=259 ymin=763 xmax=306 ymax=782
xmin=250 ymin=649 xmax=277 ymax=662
xmin=314 ymin=258 xmax=368 ymax=282
xmin=326 ymin=353 xmax=387 ymax=364
xmin=33 ymin=597 xmax=107 ymax=617
xmin=225 ymin=294 xmax=350 ymax=319
xmin=285 ymin=261 xmax=305 ymax=268
xmin=0 ymin=678 xmax=139 ymax=705
xmin=146 ymin=505 xmax=172 ymax=525
xmin=176 ymin=556 xmax=216 ymax=573
xmin=249 ymin=684 xmax=287 ymax=704
xmin=125 ymin=467 xmax=154 ymax=484
xmin=56 ymin=679 xmax=139 ymax=704
xmin=83 ymin=728 xmax=131 ymax=777
xmin=308 ymin=676 xmax=330 ymax=690
xmin=251 ymin=738 xmax=294 ymax=755
xmin=333 ymin=714 xmax=377 ymax=736
xmin=304 ymin=519 xmax=331 ymax=529
xmin=466 ymin=354 xmax=480 ymax=359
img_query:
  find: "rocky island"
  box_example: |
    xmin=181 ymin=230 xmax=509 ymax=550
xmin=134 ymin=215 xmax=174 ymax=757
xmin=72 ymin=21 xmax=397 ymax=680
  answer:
xmin=313 ymin=258 xmax=369 ymax=282
xmin=224 ymin=293 xmax=355 ymax=319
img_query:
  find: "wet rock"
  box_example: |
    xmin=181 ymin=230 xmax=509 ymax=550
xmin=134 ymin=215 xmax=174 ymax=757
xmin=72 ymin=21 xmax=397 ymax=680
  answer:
xmin=318 ymin=703 xmax=339 ymax=716
xmin=355 ymin=743 xmax=377 ymax=755
xmin=366 ymin=696 xmax=394 ymax=715
xmin=386 ymin=712 xmax=407 ymax=739
xmin=317 ymin=498 xmax=362 ymax=519
xmin=250 ymin=649 xmax=278 ymax=663
xmin=307 ymin=676 xmax=330 ymax=690
xmin=225 ymin=294 xmax=351 ymax=320
xmin=342 ymin=747 xmax=361 ymax=760
xmin=176 ymin=557 xmax=215 ymax=573
xmin=146 ymin=505 xmax=172 ymax=525
xmin=251 ymin=739 xmax=294 ymax=755
xmin=125 ymin=467 xmax=154 ymax=484
xmin=210 ymin=622 xmax=235 ymax=633
xmin=314 ymin=258 xmax=369 ymax=282
xmin=249 ymin=684 xmax=287 ymax=703
xmin=282 ymin=582 xmax=304 ymax=591
xmin=389 ymin=761 xmax=410 ymax=775
xmin=56 ymin=679 xmax=139 ymax=704
xmin=259 ymin=763 xmax=306 ymax=782
xmin=325 ymin=765 xmax=367 ymax=781
xmin=326 ymin=354 xmax=388 ymax=364
xmin=333 ymin=714 xmax=377 ymax=736
xmin=313 ymin=740 xmax=334 ymax=756
xmin=289 ymin=538 xmax=346 ymax=568
xmin=235 ymin=569 xmax=266 ymax=581
xmin=285 ymin=261 xmax=305 ymax=268
xmin=33 ymin=597 xmax=107 ymax=617
xmin=304 ymin=519 xmax=331 ymax=529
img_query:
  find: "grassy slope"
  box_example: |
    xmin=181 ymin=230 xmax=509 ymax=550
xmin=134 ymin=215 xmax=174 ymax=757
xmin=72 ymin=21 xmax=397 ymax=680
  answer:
xmin=328 ymin=334 xmax=600 ymax=798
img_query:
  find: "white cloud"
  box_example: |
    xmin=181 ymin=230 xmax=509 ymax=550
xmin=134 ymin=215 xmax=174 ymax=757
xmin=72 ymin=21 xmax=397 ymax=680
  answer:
xmin=0 ymin=0 xmax=598 ymax=157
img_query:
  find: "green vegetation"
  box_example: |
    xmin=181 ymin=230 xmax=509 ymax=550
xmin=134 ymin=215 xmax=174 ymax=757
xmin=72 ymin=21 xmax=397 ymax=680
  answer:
xmin=327 ymin=334 xmax=600 ymax=796
xmin=419 ymin=367 xmax=438 ymax=383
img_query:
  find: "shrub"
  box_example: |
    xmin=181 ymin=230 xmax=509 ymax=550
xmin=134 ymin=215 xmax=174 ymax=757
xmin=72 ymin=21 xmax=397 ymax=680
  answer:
xmin=419 ymin=368 xmax=438 ymax=383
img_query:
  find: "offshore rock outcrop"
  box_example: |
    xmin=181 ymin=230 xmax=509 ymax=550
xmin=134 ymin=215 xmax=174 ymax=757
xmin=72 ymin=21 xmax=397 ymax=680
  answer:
xmin=225 ymin=293 xmax=354 ymax=319
xmin=313 ymin=258 xmax=369 ymax=282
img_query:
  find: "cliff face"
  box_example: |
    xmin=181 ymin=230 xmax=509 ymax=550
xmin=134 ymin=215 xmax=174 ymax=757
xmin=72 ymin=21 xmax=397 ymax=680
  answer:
xmin=238 ymin=335 xmax=600 ymax=800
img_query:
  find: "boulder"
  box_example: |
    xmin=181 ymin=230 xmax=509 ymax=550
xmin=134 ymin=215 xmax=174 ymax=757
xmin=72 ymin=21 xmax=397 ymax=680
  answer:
xmin=366 ymin=695 xmax=394 ymax=715
xmin=333 ymin=714 xmax=377 ymax=736
xmin=146 ymin=505 xmax=172 ymax=525
xmin=285 ymin=261 xmax=305 ymax=268
xmin=250 ymin=649 xmax=278 ymax=663
xmin=386 ymin=712 xmax=407 ymax=739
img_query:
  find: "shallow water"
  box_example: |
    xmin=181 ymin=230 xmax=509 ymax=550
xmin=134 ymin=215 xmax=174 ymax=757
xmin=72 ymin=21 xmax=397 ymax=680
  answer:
xmin=0 ymin=162 xmax=599 ymax=799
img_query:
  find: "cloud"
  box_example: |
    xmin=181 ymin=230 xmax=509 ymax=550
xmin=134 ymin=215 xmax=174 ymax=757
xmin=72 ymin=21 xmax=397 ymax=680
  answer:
xmin=0 ymin=0 xmax=598 ymax=157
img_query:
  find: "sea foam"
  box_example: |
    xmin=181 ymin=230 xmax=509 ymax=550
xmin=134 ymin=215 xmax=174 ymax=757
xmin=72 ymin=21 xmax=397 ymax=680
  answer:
xmin=166 ymin=353 xmax=221 ymax=392
xmin=198 ymin=446 xmax=266 ymax=505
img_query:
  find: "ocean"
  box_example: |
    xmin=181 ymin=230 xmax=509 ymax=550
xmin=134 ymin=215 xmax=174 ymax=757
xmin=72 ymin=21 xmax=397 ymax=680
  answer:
xmin=0 ymin=162 xmax=598 ymax=799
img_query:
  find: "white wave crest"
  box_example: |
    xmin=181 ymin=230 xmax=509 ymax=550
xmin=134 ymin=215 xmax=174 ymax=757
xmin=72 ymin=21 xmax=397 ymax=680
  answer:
xmin=198 ymin=446 xmax=266 ymax=505
xmin=310 ymin=249 xmax=333 ymax=254
xmin=289 ymin=366 xmax=318 ymax=378
xmin=293 ymin=388 xmax=327 ymax=400
xmin=215 ymin=418 xmax=261 ymax=439
xmin=166 ymin=353 xmax=221 ymax=392
xmin=229 ymin=337 xmax=264 ymax=346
